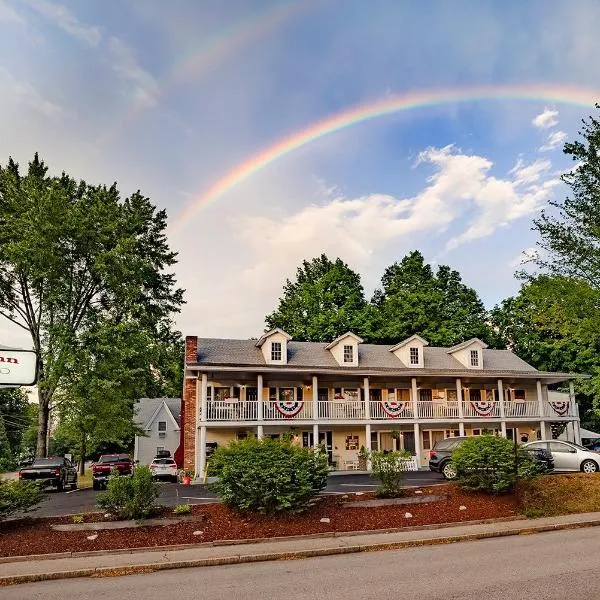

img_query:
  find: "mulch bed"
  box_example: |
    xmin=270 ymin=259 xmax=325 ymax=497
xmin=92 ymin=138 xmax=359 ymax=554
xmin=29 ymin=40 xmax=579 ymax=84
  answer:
xmin=0 ymin=485 xmax=518 ymax=558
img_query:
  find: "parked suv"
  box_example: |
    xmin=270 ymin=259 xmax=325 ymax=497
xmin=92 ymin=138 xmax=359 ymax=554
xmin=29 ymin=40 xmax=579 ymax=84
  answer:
xmin=429 ymin=436 xmax=555 ymax=480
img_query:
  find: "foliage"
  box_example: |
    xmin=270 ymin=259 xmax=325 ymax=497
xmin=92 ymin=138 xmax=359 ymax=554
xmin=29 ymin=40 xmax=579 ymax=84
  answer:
xmin=0 ymin=414 xmax=14 ymax=471
xmin=208 ymin=438 xmax=329 ymax=514
xmin=265 ymin=255 xmax=372 ymax=341
xmin=173 ymin=504 xmax=191 ymax=514
xmin=491 ymin=275 xmax=600 ymax=429
xmin=72 ymin=514 xmax=84 ymax=523
xmin=0 ymin=388 xmax=30 ymax=460
xmin=372 ymin=251 xmax=498 ymax=346
xmin=96 ymin=466 xmax=159 ymax=520
xmin=452 ymin=436 xmax=542 ymax=494
xmin=0 ymin=154 xmax=184 ymax=457
xmin=370 ymin=450 xmax=412 ymax=497
xmin=519 ymin=473 xmax=600 ymax=517
xmin=0 ymin=479 xmax=45 ymax=520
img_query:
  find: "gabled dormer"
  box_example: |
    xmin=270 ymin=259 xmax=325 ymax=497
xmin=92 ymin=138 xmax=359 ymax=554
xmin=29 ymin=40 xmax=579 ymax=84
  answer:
xmin=389 ymin=334 xmax=429 ymax=368
xmin=325 ymin=332 xmax=363 ymax=367
xmin=447 ymin=338 xmax=488 ymax=370
xmin=255 ymin=328 xmax=292 ymax=365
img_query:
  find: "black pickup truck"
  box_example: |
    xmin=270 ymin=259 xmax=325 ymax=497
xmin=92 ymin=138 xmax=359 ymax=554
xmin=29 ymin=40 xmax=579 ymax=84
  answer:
xmin=18 ymin=456 xmax=78 ymax=492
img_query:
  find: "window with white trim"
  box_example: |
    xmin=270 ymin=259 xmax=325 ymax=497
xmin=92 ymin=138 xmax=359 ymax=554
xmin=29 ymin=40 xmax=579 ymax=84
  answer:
xmin=409 ymin=347 xmax=419 ymax=365
xmin=343 ymin=345 xmax=354 ymax=363
xmin=271 ymin=341 xmax=282 ymax=361
xmin=470 ymin=349 xmax=479 ymax=367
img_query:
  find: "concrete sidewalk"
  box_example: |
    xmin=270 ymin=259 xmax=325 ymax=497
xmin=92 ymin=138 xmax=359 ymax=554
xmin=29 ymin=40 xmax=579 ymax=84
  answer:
xmin=2 ymin=512 xmax=600 ymax=586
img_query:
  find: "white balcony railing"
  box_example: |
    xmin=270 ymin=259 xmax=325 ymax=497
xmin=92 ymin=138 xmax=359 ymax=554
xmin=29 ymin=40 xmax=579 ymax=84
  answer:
xmin=263 ymin=400 xmax=314 ymax=421
xmin=369 ymin=400 xmax=414 ymax=419
xmin=504 ymin=401 xmax=540 ymax=418
xmin=206 ymin=400 xmax=259 ymax=421
xmin=317 ymin=400 xmax=365 ymax=420
xmin=417 ymin=401 xmax=460 ymax=419
xmin=461 ymin=401 xmax=501 ymax=418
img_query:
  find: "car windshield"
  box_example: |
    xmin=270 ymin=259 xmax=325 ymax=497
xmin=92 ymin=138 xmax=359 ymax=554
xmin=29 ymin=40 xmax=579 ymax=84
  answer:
xmin=31 ymin=458 xmax=63 ymax=467
xmin=99 ymin=455 xmax=129 ymax=463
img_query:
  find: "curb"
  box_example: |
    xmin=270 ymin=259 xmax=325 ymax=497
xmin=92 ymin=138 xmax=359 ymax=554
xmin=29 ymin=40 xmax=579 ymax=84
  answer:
xmin=0 ymin=515 xmax=524 ymax=564
xmin=2 ymin=518 xmax=600 ymax=587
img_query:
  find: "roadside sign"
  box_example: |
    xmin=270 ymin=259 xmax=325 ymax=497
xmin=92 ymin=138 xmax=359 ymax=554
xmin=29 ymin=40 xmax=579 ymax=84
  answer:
xmin=0 ymin=348 xmax=38 ymax=386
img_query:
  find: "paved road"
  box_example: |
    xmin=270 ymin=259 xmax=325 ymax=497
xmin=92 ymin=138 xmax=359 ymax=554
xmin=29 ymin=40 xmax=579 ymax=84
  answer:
xmin=26 ymin=471 xmax=443 ymax=517
xmin=6 ymin=527 xmax=598 ymax=599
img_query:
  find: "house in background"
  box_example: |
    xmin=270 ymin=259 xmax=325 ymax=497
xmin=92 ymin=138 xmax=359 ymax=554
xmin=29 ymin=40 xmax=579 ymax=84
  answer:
xmin=134 ymin=397 xmax=181 ymax=466
xmin=181 ymin=329 xmax=581 ymax=476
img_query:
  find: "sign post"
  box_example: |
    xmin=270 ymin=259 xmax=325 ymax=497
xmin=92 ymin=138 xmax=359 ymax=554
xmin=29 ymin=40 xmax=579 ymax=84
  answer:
xmin=0 ymin=348 xmax=38 ymax=387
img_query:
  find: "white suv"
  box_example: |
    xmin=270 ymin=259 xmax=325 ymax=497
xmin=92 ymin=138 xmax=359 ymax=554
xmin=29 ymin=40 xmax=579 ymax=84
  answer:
xmin=149 ymin=457 xmax=178 ymax=482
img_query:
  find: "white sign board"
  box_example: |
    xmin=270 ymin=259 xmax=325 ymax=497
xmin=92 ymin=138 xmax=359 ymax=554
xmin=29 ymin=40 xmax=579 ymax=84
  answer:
xmin=0 ymin=348 xmax=38 ymax=386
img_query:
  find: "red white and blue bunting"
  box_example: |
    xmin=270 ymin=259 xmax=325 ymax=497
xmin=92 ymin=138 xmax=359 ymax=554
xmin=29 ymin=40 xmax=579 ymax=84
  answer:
xmin=470 ymin=399 xmax=494 ymax=416
xmin=273 ymin=399 xmax=304 ymax=417
xmin=549 ymin=400 xmax=570 ymax=416
xmin=381 ymin=399 xmax=407 ymax=418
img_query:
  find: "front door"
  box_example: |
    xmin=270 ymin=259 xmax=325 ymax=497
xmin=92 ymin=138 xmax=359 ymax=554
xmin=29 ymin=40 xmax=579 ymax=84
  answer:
xmin=302 ymin=431 xmax=313 ymax=447
xmin=403 ymin=431 xmax=416 ymax=455
xmin=380 ymin=432 xmax=395 ymax=452
xmin=318 ymin=431 xmax=333 ymax=464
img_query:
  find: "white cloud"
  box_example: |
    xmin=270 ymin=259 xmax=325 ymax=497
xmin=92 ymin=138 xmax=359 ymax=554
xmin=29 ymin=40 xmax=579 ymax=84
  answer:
xmin=509 ymin=158 xmax=552 ymax=185
xmin=510 ymin=247 xmax=538 ymax=268
xmin=22 ymin=0 xmax=101 ymax=46
xmin=539 ymin=130 xmax=568 ymax=152
xmin=0 ymin=0 xmax=24 ymax=24
xmin=532 ymin=108 xmax=559 ymax=129
xmin=0 ymin=66 xmax=62 ymax=116
xmin=107 ymin=37 xmax=159 ymax=108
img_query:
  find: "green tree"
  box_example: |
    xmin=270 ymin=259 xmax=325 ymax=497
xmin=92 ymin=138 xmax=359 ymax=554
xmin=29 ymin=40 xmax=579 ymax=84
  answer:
xmin=265 ymin=255 xmax=371 ymax=341
xmin=0 ymin=413 xmax=13 ymax=470
xmin=491 ymin=275 xmax=600 ymax=429
xmin=0 ymin=388 xmax=30 ymax=456
xmin=373 ymin=251 xmax=496 ymax=346
xmin=0 ymin=154 xmax=184 ymax=456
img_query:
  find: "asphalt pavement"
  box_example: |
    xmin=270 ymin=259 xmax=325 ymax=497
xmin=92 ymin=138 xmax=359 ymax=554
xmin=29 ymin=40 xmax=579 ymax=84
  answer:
xmin=25 ymin=471 xmax=444 ymax=517
xmin=4 ymin=525 xmax=598 ymax=599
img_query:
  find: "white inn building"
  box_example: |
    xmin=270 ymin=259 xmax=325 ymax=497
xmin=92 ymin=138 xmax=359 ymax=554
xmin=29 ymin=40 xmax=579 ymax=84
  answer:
xmin=180 ymin=330 xmax=581 ymax=475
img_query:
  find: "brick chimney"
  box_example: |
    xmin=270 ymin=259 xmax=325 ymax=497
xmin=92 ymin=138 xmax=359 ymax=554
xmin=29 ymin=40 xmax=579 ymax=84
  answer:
xmin=182 ymin=336 xmax=199 ymax=472
xmin=185 ymin=335 xmax=198 ymax=363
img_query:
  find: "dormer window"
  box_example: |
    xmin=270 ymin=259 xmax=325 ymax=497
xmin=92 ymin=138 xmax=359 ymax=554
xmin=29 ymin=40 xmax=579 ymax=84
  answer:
xmin=470 ymin=350 xmax=479 ymax=367
xmin=343 ymin=345 xmax=354 ymax=363
xmin=271 ymin=341 xmax=282 ymax=361
xmin=409 ymin=347 xmax=419 ymax=365
xmin=446 ymin=338 xmax=487 ymax=369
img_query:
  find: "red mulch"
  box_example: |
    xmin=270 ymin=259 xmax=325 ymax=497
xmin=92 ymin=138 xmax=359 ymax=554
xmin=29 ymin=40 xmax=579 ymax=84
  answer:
xmin=0 ymin=485 xmax=518 ymax=557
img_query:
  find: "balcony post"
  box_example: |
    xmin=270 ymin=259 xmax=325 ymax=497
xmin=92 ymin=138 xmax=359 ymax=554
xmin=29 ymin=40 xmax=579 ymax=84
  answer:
xmin=200 ymin=373 xmax=208 ymax=422
xmin=313 ymin=423 xmax=319 ymax=449
xmin=312 ymin=375 xmax=318 ymax=422
xmin=569 ymin=380 xmax=576 ymax=416
xmin=257 ymin=374 xmax=264 ymax=421
xmin=364 ymin=377 xmax=371 ymax=420
xmin=536 ymin=379 xmax=545 ymax=418
xmin=413 ymin=422 xmax=422 ymax=468
xmin=456 ymin=378 xmax=465 ymax=436
xmin=365 ymin=423 xmax=372 ymax=471
xmin=411 ymin=377 xmax=418 ymax=418
xmin=198 ymin=425 xmax=207 ymax=481
xmin=497 ymin=379 xmax=507 ymax=438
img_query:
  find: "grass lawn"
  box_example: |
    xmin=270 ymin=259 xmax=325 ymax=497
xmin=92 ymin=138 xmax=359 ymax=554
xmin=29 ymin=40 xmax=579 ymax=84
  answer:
xmin=77 ymin=471 xmax=93 ymax=488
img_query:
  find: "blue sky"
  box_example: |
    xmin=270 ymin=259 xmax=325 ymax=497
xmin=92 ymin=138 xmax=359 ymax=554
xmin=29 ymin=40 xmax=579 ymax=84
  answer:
xmin=1 ymin=0 xmax=599 ymax=345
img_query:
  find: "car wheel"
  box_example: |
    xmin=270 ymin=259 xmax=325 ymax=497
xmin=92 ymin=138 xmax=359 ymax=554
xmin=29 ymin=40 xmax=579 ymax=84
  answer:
xmin=581 ymin=459 xmax=598 ymax=473
xmin=92 ymin=480 xmax=100 ymax=490
xmin=70 ymin=479 xmax=78 ymax=490
xmin=441 ymin=461 xmax=457 ymax=480
xmin=56 ymin=479 xmax=64 ymax=492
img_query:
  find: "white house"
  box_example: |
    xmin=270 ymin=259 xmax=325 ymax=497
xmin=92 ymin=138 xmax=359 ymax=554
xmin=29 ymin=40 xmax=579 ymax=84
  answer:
xmin=134 ymin=397 xmax=181 ymax=466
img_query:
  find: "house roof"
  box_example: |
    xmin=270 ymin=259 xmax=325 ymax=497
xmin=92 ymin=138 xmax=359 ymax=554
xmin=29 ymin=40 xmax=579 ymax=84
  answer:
xmin=188 ymin=337 xmax=575 ymax=381
xmin=447 ymin=338 xmax=489 ymax=353
xmin=134 ymin=398 xmax=181 ymax=429
xmin=389 ymin=334 xmax=429 ymax=351
xmin=324 ymin=332 xmax=364 ymax=350
xmin=255 ymin=328 xmax=292 ymax=348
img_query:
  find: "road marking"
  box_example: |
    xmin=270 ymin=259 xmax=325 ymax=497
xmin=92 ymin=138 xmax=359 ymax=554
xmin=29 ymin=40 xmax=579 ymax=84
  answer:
xmin=180 ymin=496 xmax=217 ymax=500
xmin=65 ymin=486 xmax=92 ymax=494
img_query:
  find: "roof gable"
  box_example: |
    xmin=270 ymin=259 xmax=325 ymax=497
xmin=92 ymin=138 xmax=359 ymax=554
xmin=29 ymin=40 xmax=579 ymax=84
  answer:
xmin=447 ymin=338 xmax=489 ymax=353
xmin=135 ymin=398 xmax=181 ymax=430
xmin=324 ymin=332 xmax=364 ymax=350
xmin=389 ymin=334 xmax=429 ymax=352
xmin=255 ymin=328 xmax=292 ymax=348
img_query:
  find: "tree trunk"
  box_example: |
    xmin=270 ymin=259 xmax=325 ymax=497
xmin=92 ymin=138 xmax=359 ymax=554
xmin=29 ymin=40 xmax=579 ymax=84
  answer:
xmin=79 ymin=435 xmax=86 ymax=475
xmin=35 ymin=390 xmax=50 ymax=458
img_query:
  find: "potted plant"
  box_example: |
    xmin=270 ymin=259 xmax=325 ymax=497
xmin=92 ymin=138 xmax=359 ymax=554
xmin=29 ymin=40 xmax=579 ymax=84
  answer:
xmin=179 ymin=469 xmax=193 ymax=485
xmin=358 ymin=446 xmax=370 ymax=470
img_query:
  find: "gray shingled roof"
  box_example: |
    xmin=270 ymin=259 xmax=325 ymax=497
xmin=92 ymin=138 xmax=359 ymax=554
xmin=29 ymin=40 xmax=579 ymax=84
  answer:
xmin=192 ymin=338 xmax=538 ymax=374
xmin=134 ymin=398 xmax=181 ymax=428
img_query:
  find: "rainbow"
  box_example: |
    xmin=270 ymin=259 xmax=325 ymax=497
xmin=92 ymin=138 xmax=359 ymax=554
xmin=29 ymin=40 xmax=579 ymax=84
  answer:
xmin=171 ymin=83 xmax=599 ymax=231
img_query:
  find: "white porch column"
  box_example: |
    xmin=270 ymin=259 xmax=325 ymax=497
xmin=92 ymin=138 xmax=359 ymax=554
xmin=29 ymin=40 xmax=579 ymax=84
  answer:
xmin=198 ymin=426 xmax=207 ymax=480
xmin=312 ymin=375 xmax=318 ymax=421
xmin=363 ymin=377 xmax=371 ymax=420
xmin=313 ymin=423 xmax=319 ymax=449
xmin=536 ymin=380 xmax=545 ymax=418
xmin=574 ymin=419 xmax=582 ymax=445
xmin=200 ymin=374 xmax=208 ymax=421
xmin=257 ymin=374 xmax=264 ymax=421
xmin=413 ymin=422 xmax=422 ymax=468
xmin=539 ymin=421 xmax=547 ymax=441
xmin=411 ymin=377 xmax=418 ymax=417
xmin=497 ymin=379 xmax=507 ymax=437
xmin=365 ymin=424 xmax=372 ymax=471
xmin=257 ymin=425 xmax=264 ymax=439
xmin=456 ymin=378 xmax=465 ymax=436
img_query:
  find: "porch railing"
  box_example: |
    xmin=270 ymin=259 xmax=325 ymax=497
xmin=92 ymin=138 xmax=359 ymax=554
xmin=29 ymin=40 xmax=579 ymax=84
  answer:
xmin=206 ymin=400 xmax=259 ymax=421
xmin=369 ymin=400 xmax=414 ymax=419
xmin=461 ymin=401 xmax=501 ymax=418
xmin=504 ymin=401 xmax=540 ymax=418
xmin=263 ymin=400 xmax=314 ymax=421
xmin=317 ymin=400 xmax=365 ymax=420
xmin=417 ymin=401 xmax=460 ymax=419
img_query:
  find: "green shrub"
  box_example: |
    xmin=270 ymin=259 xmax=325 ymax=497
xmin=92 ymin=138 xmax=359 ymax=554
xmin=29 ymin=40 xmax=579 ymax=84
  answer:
xmin=208 ymin=437 xmax=329 ymax=514
xmin=0 ymin=480 xmax=45 ymax=520
xmin=72 ymin=513 xmax=84 ymax=523
xmin=452 ymin=435 xmax=542 ymax=494
xmin=370 ymin=450 xmax=412 ymax=497
xmin=97 ymin=465 xmax=159 ymax=520
xmin=173 ymin=504 xmax=191 ymax=514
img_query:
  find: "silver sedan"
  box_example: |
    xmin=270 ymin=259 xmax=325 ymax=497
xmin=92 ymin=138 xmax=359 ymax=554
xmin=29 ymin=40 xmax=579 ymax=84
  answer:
xmin=523 ymin=440 xmax=600 ymax=473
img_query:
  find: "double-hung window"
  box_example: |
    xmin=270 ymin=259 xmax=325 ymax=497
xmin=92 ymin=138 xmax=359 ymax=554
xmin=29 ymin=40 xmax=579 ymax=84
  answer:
xmin=409 ymin=347 xmax=419 ymax=365
xmin=470 ymin=350 xmax=479 ymax=367
xmin=271 ymin=341 xmax=282 ymax=361
xmin=343 ymin=345 xmax=353 ymax=363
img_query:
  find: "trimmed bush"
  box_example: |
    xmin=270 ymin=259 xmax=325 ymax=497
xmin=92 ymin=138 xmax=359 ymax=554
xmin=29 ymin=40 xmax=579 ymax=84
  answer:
xmin=208 ymin=437 xmax=329 ymax=514
xmin=452 ymin=435 xmax=542 ymax=494
xmin=370 ymin=450 xmax=412 ymax=497
xmin=173 ymin=504 xmax=191 ymax=514
xmin=0 ymin=479 xmax=45 ymax=520
xmin=97 ymin=465 xmax=159 ymax=520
